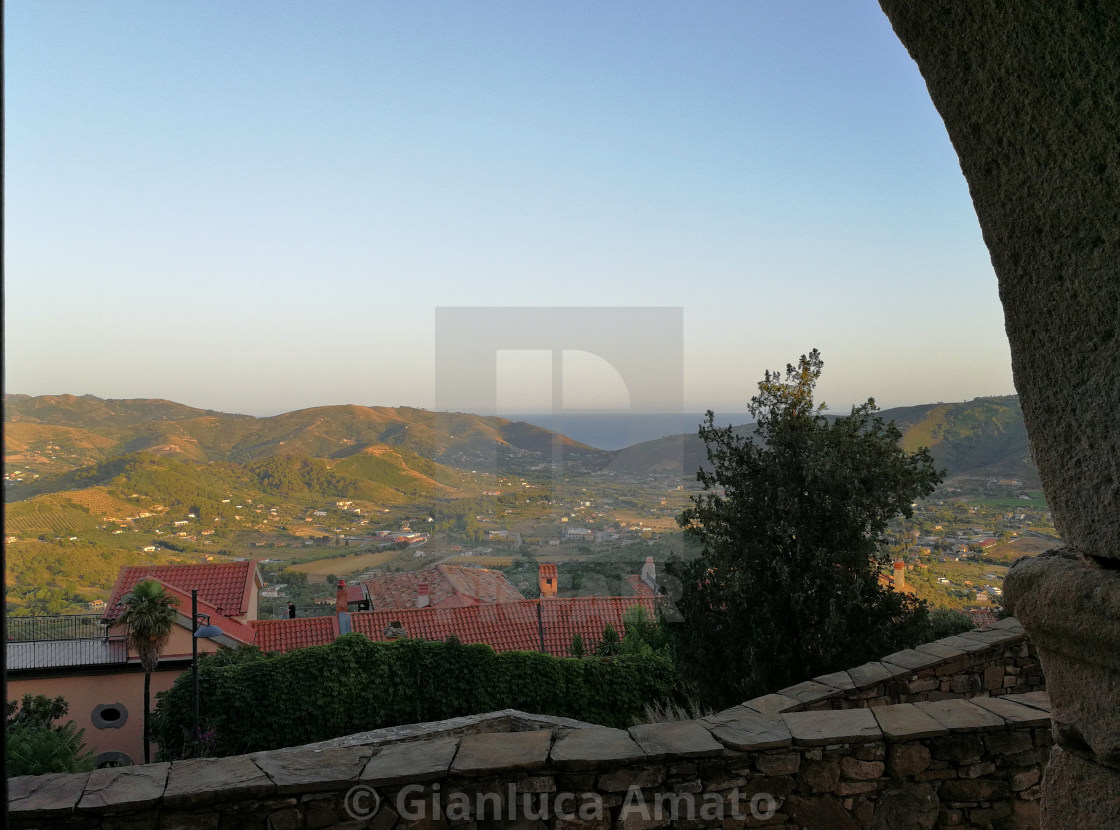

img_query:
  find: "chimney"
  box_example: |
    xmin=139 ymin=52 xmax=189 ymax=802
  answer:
xmin=641 ymin=556 xmax=657 ymax=590
xmin=336 ymin=579 xmax=352 ymax=634
xmin=893 ymin=561 xmax=906 ymax=592
xmin=417 ymin=581 xmax=430 ymax=609
xmin=538 ymin=563 xmax=558 ymax=598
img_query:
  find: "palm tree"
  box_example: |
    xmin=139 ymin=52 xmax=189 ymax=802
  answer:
xmin=118 ymin=579 xmax=177 ymax=763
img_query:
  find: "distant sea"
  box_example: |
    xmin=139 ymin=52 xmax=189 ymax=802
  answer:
xmin=500 ymin=412 xmax=754 ymax=451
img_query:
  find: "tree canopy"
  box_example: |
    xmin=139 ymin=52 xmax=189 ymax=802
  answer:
xmin=669 ymin=350 xmax=942 ymax=707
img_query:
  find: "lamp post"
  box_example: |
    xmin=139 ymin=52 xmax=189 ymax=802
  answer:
xmin=190 ymin=589 xmax=223 ymax=750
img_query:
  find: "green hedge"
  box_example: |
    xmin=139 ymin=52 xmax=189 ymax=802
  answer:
xmin=151 ymin=635 xmax=676 ymax=759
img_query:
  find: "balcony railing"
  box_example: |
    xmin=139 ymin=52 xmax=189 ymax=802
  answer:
xmin=6 ymin=614 xmax=110 ymax=642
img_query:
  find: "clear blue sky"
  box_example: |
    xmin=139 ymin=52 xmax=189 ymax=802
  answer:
xmin=4 ymin=1 xmax=1015 ymax=417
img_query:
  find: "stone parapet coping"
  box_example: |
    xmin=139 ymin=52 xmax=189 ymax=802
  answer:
xmin=7 ymin=617 xmax=1042 ymax=823
xmin=8 ymin=691 xmax=1051 ymax=821
xmin=755 ymin=616 xmax=1027 ymax=715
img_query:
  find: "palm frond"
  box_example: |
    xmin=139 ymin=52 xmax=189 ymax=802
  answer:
xmin=118 ymin=580 xmax=178 ymax=672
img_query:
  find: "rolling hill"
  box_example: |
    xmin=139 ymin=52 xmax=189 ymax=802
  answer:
xmin=606 ymin=396 xmax=1038 ymax=484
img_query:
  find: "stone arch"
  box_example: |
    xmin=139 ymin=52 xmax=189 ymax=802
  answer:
xmin=875 ymin=4 xmax=1119 ymax=827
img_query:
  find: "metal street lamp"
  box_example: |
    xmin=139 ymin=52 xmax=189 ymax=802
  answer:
xmin=191 ymin=589 xmax=224 ymax=749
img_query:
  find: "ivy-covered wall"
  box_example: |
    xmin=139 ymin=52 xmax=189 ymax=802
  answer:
xmin=151 ymin=634 xmax=676 ymax=759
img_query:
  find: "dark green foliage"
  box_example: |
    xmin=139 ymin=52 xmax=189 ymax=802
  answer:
xmin=926 ymin=607 xmax=975 ymax=639
xmin=671 ymin=350 xmax=942 ymax=708
xmin=595 ymin=624 xmax=622 ymax=656
xmin=151 ymin=634 xmax=675 ymax=759
xmin=570 ymin=633 xmax=586 ymax=658
xmin=6 ymin=695 xmax=95 ymax=776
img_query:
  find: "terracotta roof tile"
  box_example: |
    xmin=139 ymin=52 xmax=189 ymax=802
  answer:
xmin=104 ymin=561 xmax=259 ymax=621
xmin=254 ymin=596 xmax=660 ymax=657
xmin=251 ymin=616 xmax=339 ymax=653
xmin=362 ymin=564 xmax=524 ymax=610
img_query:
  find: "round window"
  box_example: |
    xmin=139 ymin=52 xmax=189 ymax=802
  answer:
xmin=96 ymin=751 xmax=133 ymax=768
xmin=91 ymin=703 xmax=129 ymax=729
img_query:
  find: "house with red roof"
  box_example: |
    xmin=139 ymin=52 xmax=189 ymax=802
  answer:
xmin=360 ymin=563 xmax=526 ymax=610
xmin=7 ymin=560 xmax=263 ymax=767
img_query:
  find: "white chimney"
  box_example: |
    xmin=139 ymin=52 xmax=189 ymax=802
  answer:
xmin=641 ymin=556 xmax=657 ymax=590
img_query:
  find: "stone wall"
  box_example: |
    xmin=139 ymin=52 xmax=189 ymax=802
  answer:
xmin=9 ymin=620 xmax=1051 ymax=830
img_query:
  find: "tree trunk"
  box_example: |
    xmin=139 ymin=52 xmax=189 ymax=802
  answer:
xmin=143 ymin=670 xmax=151 ymax=764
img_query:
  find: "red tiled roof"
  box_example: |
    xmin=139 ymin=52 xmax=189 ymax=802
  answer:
xmin=255 ymin=595 xmax=659 ymax=656
xmin=103 ymin=561 xmax=260 ymax=621
xmin=104 ymin=579 xmax=257 ymax=649
xmin=965 ymin=608 xmax=1000 ymax=627
xmin=362 ymin=564 xmax=525 ymax=611
xmin=251 ymin=616 xmax=339 ymax=653
xmin=624 ymin=575 xmax=657 ymax=598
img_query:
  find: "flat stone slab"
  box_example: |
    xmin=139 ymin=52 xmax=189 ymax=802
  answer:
xmin=872 ymin=703 xmax=950 ymax=741
xmin=549 ymin=727 xmax=645 ymax=770
xmin=957 ymin=627 xmax=1023 ymax=645
xmin=813 ymin=671 xmax=856 ymax=691
xmin=989 ymin=617 xmax=1025 ymax=632
xmin=452 ymin=730 xmax=552 ymax=775
xmin=628 ymin=720 xmax=724 ymax=760
xmin=706 ymin=709 xmax=792 ymax=751
xmin=915 ymin=641 xmax=966 ymax=659
xmin=782 ymin=708 xmax=882 ymax=746
xmin=742 ymin=693 xmax=801 ymax=715
xmin=914 ymin=699 xmax=1007 ymax=732
xmin=880 ymin=648 xmax=944 ymax=672
xmin=847 ymin=661 xmax=895 ymax=688
xmin=361 ymin=736 xmax=459 ymax=786
xmin=9 ymin=772 xmax=89 ymax=818
xmin=252 ymin=744 xmax=373 ymax=793
xmin=1003 ymin=691 xmax=1051 ymax=712
xmin=970 ymin=696 xmax=1052 ymax=727
xmin=778 ymin=680 xmax=841 ymax=704
xmin=78 ymin=763 xmax=170 ymax=812
xmin=164 ymin=756 xmax=274 ymax=808
xmin=936 ymin=635 xmax=996 ymax=653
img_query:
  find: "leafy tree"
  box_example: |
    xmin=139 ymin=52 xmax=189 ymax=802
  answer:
xmin=620 ymin=606 xmax=669 ymax=657
xmin=6 ymin=695 xmax=95 ymax=776
xmin=670 ymin=350 xmax=941 ymax=707
xmin=118 ymin=579 xmax=177 ymax=762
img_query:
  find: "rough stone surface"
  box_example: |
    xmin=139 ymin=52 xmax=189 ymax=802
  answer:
xmin=8 ymin=772 xmax=89 ymax=817
xmin=163 ymin=756 xmax=275 ymax=808
xmin=880 ymin=649 xmax=943 ymax=672
xmin=78 ymin=763 xmax=170 ymax=812
xmin=626 ymin=720 xmax=723 ymax=760
xmin=784 ymin=794 xmax=859 ymax=830
xmin=847 ymin=662 xmax=894 ymax=688
xmin=251 ymin=745 xmax=372 ymax=793
xmin=839 ymin=757 xmax=884 ymax=781
xmin=970 ymin=695 xmax=1052 ymax=728
xmin=813 ymin=670 xmax=856 ymax=692
xmin=549 ymin=727 xmax=645 ymax=770
xmin=741 ymin=693 xmax=801 ymax=715
xmin=873 ymin=704 xmax=949 ymax=742
xmin=777 ymin=680 xmax=840 ymax=704
xmin=1042 ymin=746 xmax=1120 ymax=830
xmin=705 ymin=709 xmax=792 ymax=751
xmin=1005 ymin=553 xmax=1120 ymax=767
xmin=869 ymin=782 xmax=938 ymax=830
xmin=879 ymin=0 xmax=1120 ymax=561
xmin=360 ymin=736 xmax=459 ymax=786
xmin=782 ymin=708 xmax=881 ymax=746
xmin=451 ymin=730 xmax=552 ymax=775
xmin=913 ymin=699 xmax=1006 ymax=732
xmin=887 ymin=744 xmax=931 ymax=778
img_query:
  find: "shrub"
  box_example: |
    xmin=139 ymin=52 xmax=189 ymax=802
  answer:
xmin=152 ymin=634 xmax=676 ymax=759
xmin=6 ymin=695 xmax=95 ymax=776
